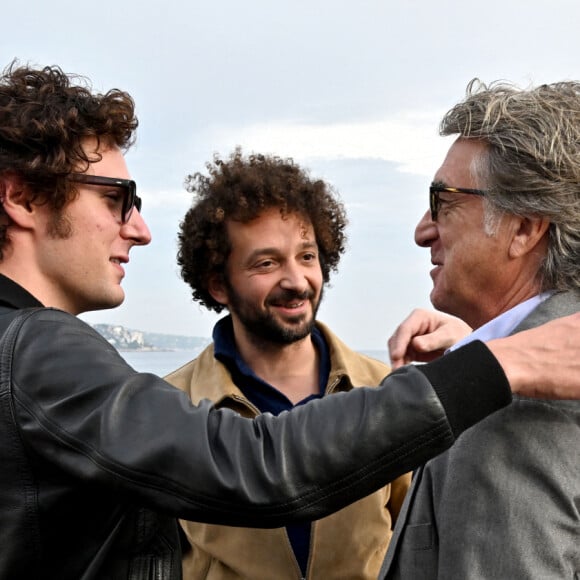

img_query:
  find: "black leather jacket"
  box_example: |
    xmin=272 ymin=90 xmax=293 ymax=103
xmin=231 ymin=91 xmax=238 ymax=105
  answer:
xmin=0 ymin=276 xmax=511 ymax=579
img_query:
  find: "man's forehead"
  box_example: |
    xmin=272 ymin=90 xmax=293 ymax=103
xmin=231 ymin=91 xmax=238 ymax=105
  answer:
xmin=433 ymin=138 xmax=486 ymax=187
xmin=227 ymin=209 xmax=313 ymax=232
xmin=225 ymin=210 xmax=317 ymax=254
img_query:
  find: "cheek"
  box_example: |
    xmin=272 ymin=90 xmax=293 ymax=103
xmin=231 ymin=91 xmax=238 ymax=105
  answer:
xmin=242 ymin=278 xmax=273 ymax=302
xmin=442 ymin=243 xmax=498 ymax=301
xmin=310 ymin=272 xmax=324 ymax=292
xmin=441 ymin=228 xmax=480 ymax=262
xmin=445 ymin=247 xmax=477 ymax=283
xmin=307 ymin=264 xmax=324 ymax=286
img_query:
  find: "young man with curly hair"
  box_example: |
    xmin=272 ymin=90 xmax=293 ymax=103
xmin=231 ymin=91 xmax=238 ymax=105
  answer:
xmin=2 ymin=61 xmax=580 ymax=580
xmin=167 ymin=149 xmax=411 ymax=579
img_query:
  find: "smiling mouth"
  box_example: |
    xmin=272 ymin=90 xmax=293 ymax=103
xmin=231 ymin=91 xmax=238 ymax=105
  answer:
xmin=275 ymin=300 xmax=305 ymax=309
xmin=268 ymin=289 xmax=313 ymax=309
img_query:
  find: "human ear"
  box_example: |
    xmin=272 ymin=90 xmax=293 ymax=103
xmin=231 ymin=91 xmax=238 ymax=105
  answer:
xmin=207 ymin=273 xmax=229 ymax=306
xmin=0 ymin=173 xmax=36 ymax=227
xmin=508 ymin=216 xmax=550 ymax=259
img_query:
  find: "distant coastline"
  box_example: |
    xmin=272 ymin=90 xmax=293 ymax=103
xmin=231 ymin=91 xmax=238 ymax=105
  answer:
xmin=93 ymin=323 xmax=389 ymax=365
xmin=91 ymin=323 xmax=211 ymax=353
xmin=121 ymin=348 xmax=389 ymax=376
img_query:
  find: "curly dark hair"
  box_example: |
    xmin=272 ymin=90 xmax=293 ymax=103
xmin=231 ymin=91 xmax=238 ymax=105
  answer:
xmin=178 ymin=149 xmax=348 ymax=312
xmin=0 ymin=60 xmax=137 ymax=256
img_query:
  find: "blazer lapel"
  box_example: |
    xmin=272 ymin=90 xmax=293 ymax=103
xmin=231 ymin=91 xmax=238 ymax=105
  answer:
xmin=378 ymin=466 xmax=425 ymax=579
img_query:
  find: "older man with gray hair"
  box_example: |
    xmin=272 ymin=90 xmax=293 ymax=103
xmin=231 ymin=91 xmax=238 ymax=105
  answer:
xmin=381 ymin=79 xmax=580 ymax=579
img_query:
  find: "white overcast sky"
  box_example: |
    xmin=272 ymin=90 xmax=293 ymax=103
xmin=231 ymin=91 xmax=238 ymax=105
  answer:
xmin=3 ymin=0 xmax=579 ymax=349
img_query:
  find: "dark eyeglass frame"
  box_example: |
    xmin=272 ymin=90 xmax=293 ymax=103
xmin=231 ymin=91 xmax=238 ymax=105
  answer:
xmin=429 ymin=184 xmax=487 ymax=222
xmin=68 ymin=173 xmax=142 ymax=223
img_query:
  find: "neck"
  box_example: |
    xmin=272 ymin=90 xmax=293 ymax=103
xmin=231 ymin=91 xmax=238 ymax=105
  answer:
xmin=235 ymin=332 xmax=321 ymax=404
xmin=0 ymin=244 xmax=76 ymax=313
xmin=467 ymin=283 xmax=544 ymax=330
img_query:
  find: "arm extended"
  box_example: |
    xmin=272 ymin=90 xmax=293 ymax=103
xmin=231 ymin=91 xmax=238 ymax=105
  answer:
xmin=8 ymin=308 xmax=578 ymax=527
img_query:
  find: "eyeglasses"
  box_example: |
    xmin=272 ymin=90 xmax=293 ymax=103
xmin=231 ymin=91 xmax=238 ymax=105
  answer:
xmin=429 ymin=184 xmax=487 ymax=222
xmin=68 ymin=173 xmax=142 ymax=223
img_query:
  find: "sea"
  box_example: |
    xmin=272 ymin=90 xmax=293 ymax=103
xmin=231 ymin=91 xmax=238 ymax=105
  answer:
xmin=120 ymin=349 xmax=390 ymax=377
xmin=119 ymin=350 xmax=200 ymax=376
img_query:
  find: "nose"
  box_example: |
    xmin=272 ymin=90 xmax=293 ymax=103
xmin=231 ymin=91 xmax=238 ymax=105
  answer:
xmin=121 ymin=208 xmax=152 ymax=246
xmin=279 ymin=261 xmax=309 ymax=293
xmin=414 ymin=210 xmax=438 ymax=248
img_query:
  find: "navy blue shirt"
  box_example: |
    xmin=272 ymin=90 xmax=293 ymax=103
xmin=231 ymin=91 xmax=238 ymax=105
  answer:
xmin=213 ymin=316 xmax=331 ymax=576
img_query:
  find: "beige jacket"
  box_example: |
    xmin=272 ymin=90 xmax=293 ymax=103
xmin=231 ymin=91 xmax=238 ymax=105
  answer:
xmin=165 ymin=321 xmax=411 ymax=579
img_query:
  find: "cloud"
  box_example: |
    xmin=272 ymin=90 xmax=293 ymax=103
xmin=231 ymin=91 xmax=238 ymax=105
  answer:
xmin=208 ymin=110 xmax=456 ymax=177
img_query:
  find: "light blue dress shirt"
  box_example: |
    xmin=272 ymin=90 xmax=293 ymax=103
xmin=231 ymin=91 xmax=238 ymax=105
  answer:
xmin=449 ymin=292 xmax=553 ymax=351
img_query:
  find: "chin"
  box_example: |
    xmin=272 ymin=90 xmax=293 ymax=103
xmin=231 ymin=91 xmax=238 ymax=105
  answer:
xmin=429 ymin=292 xmax=451 ymax=317
xmin=93 ymin=292 xmax=125 ymax=312
xmin=429 ymin=289 xmax=441 ymax=309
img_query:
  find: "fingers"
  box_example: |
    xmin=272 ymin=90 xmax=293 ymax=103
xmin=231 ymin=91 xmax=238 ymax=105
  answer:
xmin=412 ymin=316 xmax=472 ymax=353
xmin=388 ymin=309 xmax=423 ymax=368
xmin=489 ymin=312 xmax=580 ymax=398
xmin=388 ymin=309 xmax=472 ymax=368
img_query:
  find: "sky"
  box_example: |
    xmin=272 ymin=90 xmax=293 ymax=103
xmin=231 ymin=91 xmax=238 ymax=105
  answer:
xmin=3 ymin=0 xmax=580 ymax=349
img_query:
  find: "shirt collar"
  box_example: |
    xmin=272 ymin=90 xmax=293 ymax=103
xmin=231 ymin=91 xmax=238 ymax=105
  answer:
xmin=212 ymin=315 xmax=329 ymax=412
xmin=449 ymin=292 xmax=553 ymax=352
xmin=0 ymin=273 xmax=44 ymax=309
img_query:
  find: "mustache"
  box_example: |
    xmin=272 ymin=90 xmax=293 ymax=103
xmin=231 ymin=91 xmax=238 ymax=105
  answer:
xmin=266 ymin=289 xmax=315 ymax=304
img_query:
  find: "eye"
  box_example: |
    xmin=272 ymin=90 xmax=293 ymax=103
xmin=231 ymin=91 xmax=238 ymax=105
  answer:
xmin=104 ymin=190 xmax=124 ymax=205
xmin=435 ymin=196 xmax=458 ymax=220
xmin=302 ymin=252 xmax=318 ymax=263
xmin=253 ymin=259 xmax=276 ymax=271
xmin=437 ymin=194 xmax=456 ymax=208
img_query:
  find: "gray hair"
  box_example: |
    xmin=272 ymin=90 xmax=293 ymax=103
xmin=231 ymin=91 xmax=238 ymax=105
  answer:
xmin=441 ymin=78 xmax=580 ymax=292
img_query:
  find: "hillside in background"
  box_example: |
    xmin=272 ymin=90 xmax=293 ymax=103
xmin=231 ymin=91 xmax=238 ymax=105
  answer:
xmin=92 ymin=323 xmax=210 ymax=351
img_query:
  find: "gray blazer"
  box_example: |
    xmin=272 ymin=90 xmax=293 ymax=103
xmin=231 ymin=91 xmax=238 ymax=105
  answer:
xmin=380 ymin=291 xmax=580 ymax=580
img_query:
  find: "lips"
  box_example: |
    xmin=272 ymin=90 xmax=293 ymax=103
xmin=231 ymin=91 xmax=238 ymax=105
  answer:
xmin=110 ymin=256 xmax=128 ymax=265
xmin=273 ymin=299 xmax=305 ymax=309
xmin=110 ymin=257 xmax=128 ymax=279
xmin=430 ymin=254 xmax=442 ymax=269
xmin=267 ymin=290 xmax=313 ymax=308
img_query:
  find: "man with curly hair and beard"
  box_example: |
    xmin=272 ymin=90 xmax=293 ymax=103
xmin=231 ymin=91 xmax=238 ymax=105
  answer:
xmin=165 ymin=149 xmax=407 ymax=579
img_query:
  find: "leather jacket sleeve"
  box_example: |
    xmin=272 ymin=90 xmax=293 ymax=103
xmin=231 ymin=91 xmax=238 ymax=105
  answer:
xmin=6 ymin=308 xmax=511 ymax=527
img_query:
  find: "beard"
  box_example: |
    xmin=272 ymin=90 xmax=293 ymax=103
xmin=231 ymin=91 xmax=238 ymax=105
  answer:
xmin=224 ymin=280 xmax=323 ymax=345
xmin=46 ymin=209 xmax=74 ymax=239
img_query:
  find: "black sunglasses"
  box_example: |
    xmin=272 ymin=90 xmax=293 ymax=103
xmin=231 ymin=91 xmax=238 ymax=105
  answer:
xmin=68 ymin=173 xmax=142 ymax=223
xmin=429 ymin=184 xmax=487 ymax=221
